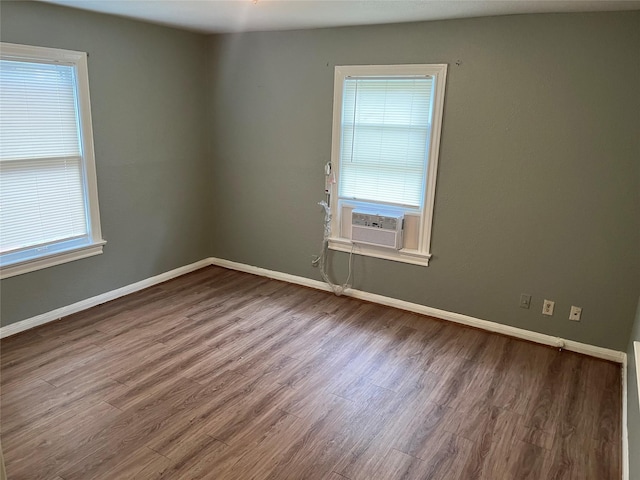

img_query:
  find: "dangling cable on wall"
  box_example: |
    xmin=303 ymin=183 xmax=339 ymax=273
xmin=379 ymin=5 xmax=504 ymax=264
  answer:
xmin=312 ymin=163 xmax=354 ymax=296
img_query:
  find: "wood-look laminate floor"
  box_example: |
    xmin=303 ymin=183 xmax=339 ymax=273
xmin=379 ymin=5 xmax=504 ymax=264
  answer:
xmin=0 ymin=266 xmax=621 ymax=480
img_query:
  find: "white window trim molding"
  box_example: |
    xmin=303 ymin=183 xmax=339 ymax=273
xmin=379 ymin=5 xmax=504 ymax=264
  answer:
xmin=0 ymin=241 xmax=106 ymax=279
xmin=328 ymin=237 xmax=431 ymax=266
xmin=635 ymin=341 xmax=640 ymax=411
xmin=328 ymin=64 xmax=448 ymax=266
xmin=0 ymin=42 xmax=105 ymax=278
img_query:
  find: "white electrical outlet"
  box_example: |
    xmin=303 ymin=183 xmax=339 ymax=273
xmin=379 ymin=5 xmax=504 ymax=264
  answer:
xmin=542 ymin=299 xmax=555 ymax=316
xmin=569 ymin=306 xmax=582 ymax=321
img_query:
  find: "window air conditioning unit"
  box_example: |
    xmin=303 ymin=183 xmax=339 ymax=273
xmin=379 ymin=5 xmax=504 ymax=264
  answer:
xmin=351 ymin=210 xmax=404 ymax=250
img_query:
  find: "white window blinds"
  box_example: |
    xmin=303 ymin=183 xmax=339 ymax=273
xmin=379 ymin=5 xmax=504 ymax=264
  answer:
xmin=339 ymin=77 xmax=434 ymax=208
xmin=0 ymin=59 xmax=88 ymax=254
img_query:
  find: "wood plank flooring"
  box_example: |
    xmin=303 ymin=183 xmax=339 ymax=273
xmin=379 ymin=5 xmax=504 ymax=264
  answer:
xmin=0 ymin=266 xmax=622 ymax=479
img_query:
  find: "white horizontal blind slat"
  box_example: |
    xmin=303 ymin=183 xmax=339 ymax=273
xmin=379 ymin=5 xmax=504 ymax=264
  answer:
xmin=0 ymin=157 xmax=87 ymax=253
xmin=0 ymin=60 xmax=80 ymax=161
xmin=0 ymin=57 xmax=88 ymax=255
xmin=339 ymin=77 xmax=433 ymax=207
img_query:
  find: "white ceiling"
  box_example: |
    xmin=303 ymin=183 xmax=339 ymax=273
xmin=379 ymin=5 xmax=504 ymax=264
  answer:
xmin=39 ymin=0 xmax=640 ymax=34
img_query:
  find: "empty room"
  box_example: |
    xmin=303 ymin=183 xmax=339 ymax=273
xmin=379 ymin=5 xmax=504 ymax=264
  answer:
xmin=0 ymin=1 xmax=639 ymax=479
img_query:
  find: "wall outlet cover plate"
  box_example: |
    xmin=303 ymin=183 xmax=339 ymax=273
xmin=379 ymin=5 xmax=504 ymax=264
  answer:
xmin=520 ymin=294 xmax=531 ymax=309
xmin=569 ymin=305 xmax=582 ymax=321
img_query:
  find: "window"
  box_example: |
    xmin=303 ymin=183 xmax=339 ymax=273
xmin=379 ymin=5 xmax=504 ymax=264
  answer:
xmin=0 ymin=43 xmax=104 ymax=279
xmin=328 ymin=64 xmax=447 ymax=266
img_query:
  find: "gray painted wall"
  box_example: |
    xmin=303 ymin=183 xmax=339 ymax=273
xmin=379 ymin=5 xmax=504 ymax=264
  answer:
xmin=0 ymin=1 xmax=211 ymax=326
xmin=628 ymin=298 xmax=640 ymax=479
xmin=207 ymin=12 xmax=640 ymax=351
xmin=1 ymin=3 xmax=639 ymax=472
xmin=0 ymin=3 xmax=638 ymax=354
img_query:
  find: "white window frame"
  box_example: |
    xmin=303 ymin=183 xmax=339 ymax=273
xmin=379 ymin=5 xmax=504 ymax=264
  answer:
xmin=635 ymin=341 xmax=640 ymax=411
xmin=328 ymin=64 xmax=447 ymax=266
xmin=0 ymin=43 xmax=105 ymax=279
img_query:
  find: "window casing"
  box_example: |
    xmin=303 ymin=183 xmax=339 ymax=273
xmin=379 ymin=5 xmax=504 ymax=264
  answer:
xmin=0 ymin=43 xmax=104 ymax=279
xmin=328 ymin=64 xmax=447 ymax=266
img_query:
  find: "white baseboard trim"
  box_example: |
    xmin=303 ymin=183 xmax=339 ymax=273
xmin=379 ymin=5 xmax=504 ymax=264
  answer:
xmin=209 ymin=258 xmax=333 ymax=294
xmin=209 ymin=257 xmax=626 ymax=364
xmin=2 ymin=255 xmax=627 ymax=366
xmin=0 ymin=259 xmax=212 ymax=339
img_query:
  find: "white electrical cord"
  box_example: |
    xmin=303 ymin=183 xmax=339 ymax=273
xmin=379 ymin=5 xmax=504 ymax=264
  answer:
xmin=313 ymin=200 xmax=354 ymax=296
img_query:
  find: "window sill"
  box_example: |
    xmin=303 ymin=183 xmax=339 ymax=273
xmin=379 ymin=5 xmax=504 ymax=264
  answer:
xmin=328 ymin=237 xmax=431 ymax=266
xmin=0 ymin=240 xmax=106 ymax=280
